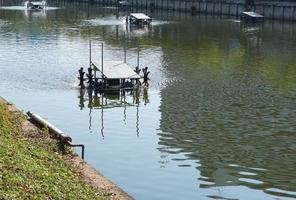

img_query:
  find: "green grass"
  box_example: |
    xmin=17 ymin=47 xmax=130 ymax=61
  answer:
xmin=0 ymin=102 xmax=105 ymax=200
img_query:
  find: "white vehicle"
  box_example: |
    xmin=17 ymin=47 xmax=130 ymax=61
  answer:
xmin=25 ymin=0 xmax=47 ymax=10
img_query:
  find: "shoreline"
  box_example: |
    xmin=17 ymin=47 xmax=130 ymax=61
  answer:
xmin=0 ymin=96 xmax=133 ymax=200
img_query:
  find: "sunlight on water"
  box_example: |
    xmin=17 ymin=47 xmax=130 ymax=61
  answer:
xmin=0 ymin=6 xmax=60 ymax=10
xmin=265 ymin=188 xmax=296 ymax=198
xmin=83 ymin=17 xmax=126 ymax=26
xmin=239 ymin=178 xmax=264 ymax=185
xmin=238 ymin=171 xmax=257 ymax=176
xmin=83 ymin=17 xmax=173 ymax=26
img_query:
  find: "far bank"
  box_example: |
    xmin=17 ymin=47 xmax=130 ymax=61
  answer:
xmin=47 ymin=0 xmax=296 ymax=21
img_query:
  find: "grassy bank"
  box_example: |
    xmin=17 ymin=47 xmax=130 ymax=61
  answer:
xmin=0 ymin=101 xmax=105 ymax=200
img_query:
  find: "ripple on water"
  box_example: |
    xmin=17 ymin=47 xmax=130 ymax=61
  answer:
xmin=265 ymin=188 xmax=296 ymax=198
xmin=1 ymin=5 xmax=296 ymax=200
xmin=82 ymin=17 xmax=173 ymax=27
xmin=151 ymin=20 xmax=174 ymax=26
xmin=239 ymin=178 xmax=264 ymax=185
xmin=0 ymin=19 xmax=11 ymax=28
xmin=238 ymin=171 xmax=257 ymax=176
xmin=83 ymin=17 xmax=126 ymax=26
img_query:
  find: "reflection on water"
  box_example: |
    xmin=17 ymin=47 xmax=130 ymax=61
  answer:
xmin=0 ymin=6 xmax=59 ymax=10
xmin=78 ymin=87 xmax=149 ymax=137
xmin=24 ymin=9 xmax=47 ymax=19
xmin=78 ymin=87 xmax=149 ymax=109
xmin=157 ymin=12 xmax=296 ymax=200
xmin=83 ymin=16 xmax=127 ymax=26
xmin=0 ymin=1 xmax=296 ymax=199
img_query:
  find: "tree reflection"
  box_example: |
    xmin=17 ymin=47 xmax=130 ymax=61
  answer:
xmin=156 ymin=23 xmax=296 ymax=199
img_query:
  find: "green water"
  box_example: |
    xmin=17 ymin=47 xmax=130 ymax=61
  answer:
xmin=0 ymin=1 xmax=296 ymax=199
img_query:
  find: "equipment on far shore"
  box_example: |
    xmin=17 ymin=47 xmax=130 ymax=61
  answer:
xmin=25 ymin=0 xmax=47 ymax=10
xmin=126 ymin=13 xmax=152 ymax=25
xmin=241 ymin=11 xmax=264 ymax=23
xmin=118 ymin=0 xmax=131 ymax=8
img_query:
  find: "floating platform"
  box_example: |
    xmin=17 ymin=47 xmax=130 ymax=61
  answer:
xmin=25 ymin=0 xmax=47 ymax=10
xmin=128 ymin=13 xmax=152 ymax=25
xmin=78 ymin=42 xmax=150 ymax=92
xmin=91 ymin=61 xmax=142 ymax=91
xmin=92 ymin=61 xmax=141 ymax=80
xmin=241 ymin=11 xmax=264 ymax=23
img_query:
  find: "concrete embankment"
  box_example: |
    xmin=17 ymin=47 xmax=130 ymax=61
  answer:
xmin=0 ymin=97 xmax=133 ymax=200
xmin=50 ymin=0 xmax=296 ymax=21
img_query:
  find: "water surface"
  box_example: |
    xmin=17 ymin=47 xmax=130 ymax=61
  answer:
xmin=0 ymin=1 xmax=296 ymax=199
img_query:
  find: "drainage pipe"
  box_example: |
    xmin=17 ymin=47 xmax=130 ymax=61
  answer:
xmin=27 ymin=111 xmax=85 ymax=159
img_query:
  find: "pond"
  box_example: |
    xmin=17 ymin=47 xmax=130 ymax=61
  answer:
xmin=0 ymin=1 xmax=296 ymax=199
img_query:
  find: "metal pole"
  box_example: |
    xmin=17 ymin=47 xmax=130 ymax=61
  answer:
xmin=101 ymin=43 xmax=104 ymax=89
xmin=101 ymin=94 xmax=104 ymax=139
xmin=90 ymin=40 xmax=96 ymax=79
xmin=124 ymin=32 xmax=127 ymax=63
xmin=89 ymin=40 xmax=92 ymax=68
xmin=137 ymin=46 xmax=139 ymax=67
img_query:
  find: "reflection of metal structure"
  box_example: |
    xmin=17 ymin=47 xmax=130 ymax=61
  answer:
xmin=125 ymin=22 xmax=152 ymax=36
xmin=240 ymin=17 xmax=263 ymax=61
xmin=240 ymin=19 xmax=263 ymax=35
xmin=78 ymin=87 xmax=149 ymax=138
xmin=24 ymin=7 xmax=47 ymax=19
